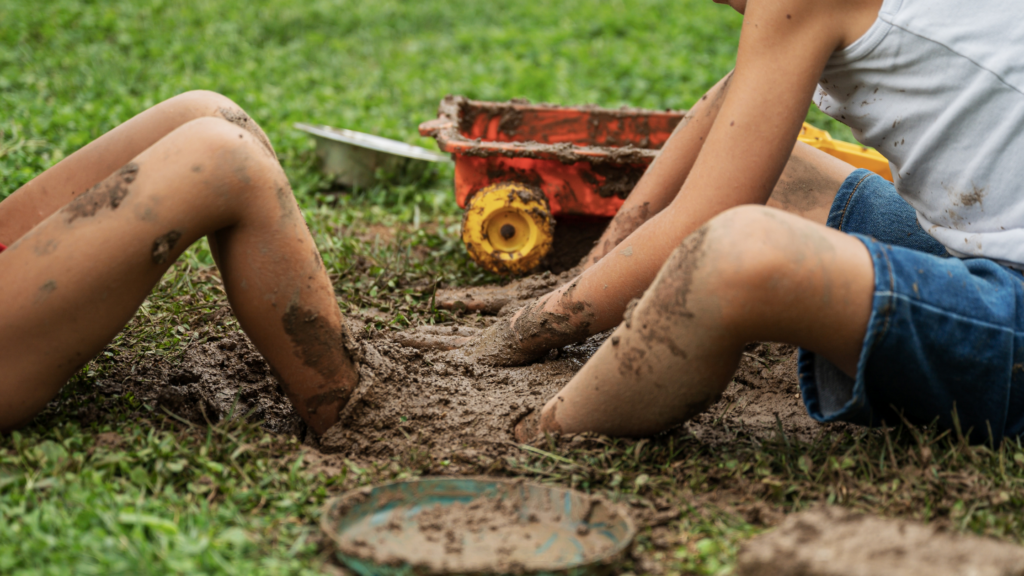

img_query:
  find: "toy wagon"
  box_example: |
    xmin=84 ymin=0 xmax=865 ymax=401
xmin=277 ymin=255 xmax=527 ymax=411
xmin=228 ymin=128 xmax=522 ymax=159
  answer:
xmin=419 ymin=95 xmax=890 ymax=275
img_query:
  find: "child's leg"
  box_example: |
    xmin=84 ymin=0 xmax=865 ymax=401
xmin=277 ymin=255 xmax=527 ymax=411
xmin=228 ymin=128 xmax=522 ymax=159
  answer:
xmin=0 ymin=117 xmax=357 ymax=434
xmin=456 ymin=142 xmax=856 ymax=367
xmin=0 ymin=90 xmax=272 ymax=245
xmin=522 ymin=205 xmax=873 ymax=438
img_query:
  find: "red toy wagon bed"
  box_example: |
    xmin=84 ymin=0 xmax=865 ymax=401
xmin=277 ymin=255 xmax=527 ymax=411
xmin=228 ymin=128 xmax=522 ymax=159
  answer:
xmin=420 ymin=95 xmax=890 ymax=275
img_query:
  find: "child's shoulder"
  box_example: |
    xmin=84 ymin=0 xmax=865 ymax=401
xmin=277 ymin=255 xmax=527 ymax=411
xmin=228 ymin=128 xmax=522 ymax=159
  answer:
xmin=739 ymin=0 xmax=884 ymax=55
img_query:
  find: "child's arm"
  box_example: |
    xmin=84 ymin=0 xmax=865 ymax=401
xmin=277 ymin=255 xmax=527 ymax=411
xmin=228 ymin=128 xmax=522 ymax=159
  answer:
xmin=578 ymin=71 xmax=734 ymax=268
xmin=462 ymin=0 xmax=866 ymax=365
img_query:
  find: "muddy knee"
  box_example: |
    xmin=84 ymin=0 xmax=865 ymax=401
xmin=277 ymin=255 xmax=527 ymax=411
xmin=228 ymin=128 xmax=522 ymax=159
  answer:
xmin=177 ymin=117 xmax=285 ymax=185
xmin=689 ymin=206 xmax=823 ymax=331
xmin=167 ymin=91 xmax=276 ymax=157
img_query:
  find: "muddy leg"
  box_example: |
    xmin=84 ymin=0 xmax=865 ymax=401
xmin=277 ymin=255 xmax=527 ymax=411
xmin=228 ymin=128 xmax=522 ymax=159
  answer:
xmin=0 ymin=117 xmax=356 ymax=433
xmin=0 ymin=90 xmax=273 ymax=246
xmin=524 ymin=205 xmax=873 ymax=439
xmin=765 ymin=141 xmax=855 ymax=225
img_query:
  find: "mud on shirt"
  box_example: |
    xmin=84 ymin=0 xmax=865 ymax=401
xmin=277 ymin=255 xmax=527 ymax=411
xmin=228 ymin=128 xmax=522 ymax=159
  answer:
xmin=814 ymin=0 xmax=1024 ymax=267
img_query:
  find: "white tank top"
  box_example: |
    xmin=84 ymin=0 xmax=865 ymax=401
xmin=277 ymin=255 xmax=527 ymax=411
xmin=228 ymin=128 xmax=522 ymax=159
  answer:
xmin=814 ymin=0 xmax=1024 ymax=267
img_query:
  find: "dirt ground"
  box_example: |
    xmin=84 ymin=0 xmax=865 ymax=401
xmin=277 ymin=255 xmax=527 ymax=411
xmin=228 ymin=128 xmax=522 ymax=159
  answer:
xmin=83 ymin=304 xmax=836 ymax=460
xmin=736 ymin=507 xmax=1024 ymax=576
xmin=63 ymin=273 xmax=862 ymax=575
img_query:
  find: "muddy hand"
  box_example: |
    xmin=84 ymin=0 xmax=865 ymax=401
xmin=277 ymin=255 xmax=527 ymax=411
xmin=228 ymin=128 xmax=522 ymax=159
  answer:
xmin=455 ymin=295 xmax=592 ymax=367
xmin=436 ymin=268 xmax=579 ymax=315
xmin=393 ymin=324 xmax=480 ymax=351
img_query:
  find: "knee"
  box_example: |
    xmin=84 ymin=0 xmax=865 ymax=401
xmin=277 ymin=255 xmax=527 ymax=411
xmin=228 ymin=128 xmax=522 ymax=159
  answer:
xmin=704 ymin=205 xmax=796 ymax=285
xmin=173 ymin=117 xmax=285 ymax=189
xmin=656 ymin=206 xmax=793 ymax=317
xmin=168 ymin=90 xmax=241 ymax=117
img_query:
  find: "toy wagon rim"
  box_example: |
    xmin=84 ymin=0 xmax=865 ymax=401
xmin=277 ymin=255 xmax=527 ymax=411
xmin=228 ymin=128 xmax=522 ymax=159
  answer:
xmin=419 ymin=96 xmax=676 ymax=163
xmin=294 ymin=122 xmax=451 ymax=163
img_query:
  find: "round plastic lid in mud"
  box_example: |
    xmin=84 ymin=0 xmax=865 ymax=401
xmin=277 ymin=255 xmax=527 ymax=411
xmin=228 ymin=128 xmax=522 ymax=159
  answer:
xmin=321 ymin=477 xmax=637 ymax=576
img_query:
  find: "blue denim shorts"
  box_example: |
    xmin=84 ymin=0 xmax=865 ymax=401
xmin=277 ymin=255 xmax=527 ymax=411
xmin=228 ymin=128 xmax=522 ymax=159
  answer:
xmin=798 ymin=169 xmax=1024 ymax=443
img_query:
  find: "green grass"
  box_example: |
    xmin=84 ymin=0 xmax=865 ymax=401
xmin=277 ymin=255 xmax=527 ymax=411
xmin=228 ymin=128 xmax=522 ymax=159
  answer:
xmin=0 ymin=1 xmax=1008 ymax=575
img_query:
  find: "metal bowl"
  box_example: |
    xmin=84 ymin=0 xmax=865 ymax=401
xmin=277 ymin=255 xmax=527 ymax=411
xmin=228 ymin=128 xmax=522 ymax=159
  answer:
xmin=321 ymin=477 xmax=637 ymax=576
xmin=295 ymin=122 xmax=450 ymax=189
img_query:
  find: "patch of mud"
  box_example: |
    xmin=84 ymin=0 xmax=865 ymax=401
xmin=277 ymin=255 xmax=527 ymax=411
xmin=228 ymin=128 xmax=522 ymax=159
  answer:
xmin=736 ymin=506 xmax=1024 ymax=576
xmin=217 ymin=107 xmax=276 ymax=157
xmin=686 ymin=343 xmax=846 ymax=444
xmin=81 ymin=307 xmax=833 ymax=458
xmin=64 ymin=162 xmax=138 ymax=223
xmin=325 ymin=319 xmax=838 ymax=457
xmin=436 ymin=268 xmax=578 ymax=315
xmin=121 ymin=331 xmax=304 ymax=436
xmin=151 ymin=230 xmax=182 ymax=264
xmin=319 ymin=326 xmax=597 ymax=457
xmin=588 ymin=163 xmax=646 ymax=200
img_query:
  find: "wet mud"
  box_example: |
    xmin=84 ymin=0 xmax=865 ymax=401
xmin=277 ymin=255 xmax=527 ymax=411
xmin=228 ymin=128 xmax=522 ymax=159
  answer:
xmin=447 ymin=280 xmax=595 ymax=368
xmin=436 ymin=268 xmax=578 ymax=316
xmin=64 ymin=162 xmax=139 ymax=223
xmin=321 ymin=320 xmax=831 ymax=457
xmin=217 ymin=107 xmax=276 ymax=157
xmin=151 ymin=230 xmax=182 ymax=264
xmin=736 ymin=506 xmax=1024 ymax=576
xmin=72 ymin=306 xmax=831 ymax=457
xmin=319 ymin=322 xmax=598 ymax=457
xmin=328 ymin=482 xmax=627 ymax=574
xmin=116 ymin=331 xmax=305 ymax=435
xmin=589 ymin=163 xmax=646 ymax=200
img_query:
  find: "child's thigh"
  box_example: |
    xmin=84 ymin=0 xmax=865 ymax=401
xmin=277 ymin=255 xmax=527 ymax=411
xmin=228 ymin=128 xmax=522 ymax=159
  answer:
xmin=798 ymin=237 xmax=1024 ymax=443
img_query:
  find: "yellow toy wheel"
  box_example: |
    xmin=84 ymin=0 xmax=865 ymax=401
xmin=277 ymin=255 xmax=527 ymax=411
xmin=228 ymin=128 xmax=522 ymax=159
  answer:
xmin=461 ymin=182 xmax=555 ymax=275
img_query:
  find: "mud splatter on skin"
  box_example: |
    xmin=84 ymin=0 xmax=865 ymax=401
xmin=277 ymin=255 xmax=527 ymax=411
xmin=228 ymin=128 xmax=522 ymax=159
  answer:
xmin=304 ymin=388 xmax=352 ymax=415
xmin=281 ymin=303 xmax=359 ymax=420
xmin=34 ymin=280 xmax=57 ymax=303
xmin=592 ymin=202 xmax=651 ymax=264
xmin=275 ymin=184 xmax=299 ymax=219
xmin=217 ymin=107 xmax=276 ymax=157
xmin=649 ymin=226 xmax=709 ymax=320
xmin=282 ymin=304 xmax=352 ymax=380
xmin=460 ymin=286 xmax=596 ymax=368
xmin=64 ymin=163 xmax=139 ymax=223
xmin=33 ymin=238 xmax=59 ymax=257
xmin=151 ymin=230 xmax=183 ymax=264
xmin=705 ymin=70 xmax=734 ymax=118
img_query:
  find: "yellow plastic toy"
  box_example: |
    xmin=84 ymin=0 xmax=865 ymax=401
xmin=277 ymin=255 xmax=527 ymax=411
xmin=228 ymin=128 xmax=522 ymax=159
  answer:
xmin=798 ymin=122 xmax=892 ymax=181
xmin=461 ymin=182 xmax=556 ymax=275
